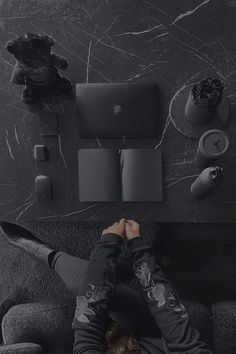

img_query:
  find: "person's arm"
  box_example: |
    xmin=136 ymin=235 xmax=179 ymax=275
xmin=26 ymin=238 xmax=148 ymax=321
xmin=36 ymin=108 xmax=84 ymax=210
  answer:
xmin=127 ymin=235 xmax=213 ymax=354
xmin=72 ymin=230 xmax=123 ymax=354
xmin=50 ymin=53 xmax=68 ymax=70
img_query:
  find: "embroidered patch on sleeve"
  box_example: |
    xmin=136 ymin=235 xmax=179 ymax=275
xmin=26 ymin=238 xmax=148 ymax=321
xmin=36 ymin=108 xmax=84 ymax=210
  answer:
xmin=75 ymin=284 xmax=110 ymax=323
xmin=75 ymin=256 xmax=117 ymax=323
xmin=147 ymin=283 xmax=188 ymax=318
xmin=134 ymin=256 xmax=188 ymax=318
xmin=74 ymin=295 xmax=95 ymax=323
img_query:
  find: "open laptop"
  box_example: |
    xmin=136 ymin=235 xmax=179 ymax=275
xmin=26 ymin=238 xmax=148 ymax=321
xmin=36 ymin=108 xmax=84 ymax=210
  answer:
xmin=76 ymin=82 xmax=161 ymax=137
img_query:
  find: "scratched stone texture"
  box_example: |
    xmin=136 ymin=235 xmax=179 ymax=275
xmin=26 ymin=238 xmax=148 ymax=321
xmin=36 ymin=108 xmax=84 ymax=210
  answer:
xmin=0 ymin=0 xmax=236 ymax=222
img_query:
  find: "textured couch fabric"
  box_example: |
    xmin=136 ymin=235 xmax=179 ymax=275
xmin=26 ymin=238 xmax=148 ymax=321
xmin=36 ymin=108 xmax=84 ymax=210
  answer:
xmin=212 ymin=302 xmax=236 ymax=354
xmin=0 ymin=300 xmax=17 ymax=343
xmin=1 ymin=301 xmax=212 ymax=354
xmin=2 ymin=303 xmax=74 ymax=354
xmin=0 ymin=343 xmax=43 ymax=354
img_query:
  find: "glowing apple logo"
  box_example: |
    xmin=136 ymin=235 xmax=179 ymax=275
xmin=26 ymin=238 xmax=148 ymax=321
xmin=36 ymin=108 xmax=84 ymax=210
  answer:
xmin=113 ymin=104 xmax=122 ymax=116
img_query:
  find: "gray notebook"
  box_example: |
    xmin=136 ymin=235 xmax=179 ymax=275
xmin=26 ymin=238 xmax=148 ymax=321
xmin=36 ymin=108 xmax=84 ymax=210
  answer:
xmin=78 ymin=149 xmax=162 ymax=202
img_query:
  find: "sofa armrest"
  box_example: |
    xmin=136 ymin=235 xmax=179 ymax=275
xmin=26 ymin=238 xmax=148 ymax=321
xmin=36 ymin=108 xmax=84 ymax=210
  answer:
xmin=2 ymin=303 xmax=75 ymax=354
xmin=0 ymin=343 xmax=43 ymax=354
xmin=212 ymin=301 xmax=236 ymax=354
xmin=183 ymin=300 xmax=213 ymax=348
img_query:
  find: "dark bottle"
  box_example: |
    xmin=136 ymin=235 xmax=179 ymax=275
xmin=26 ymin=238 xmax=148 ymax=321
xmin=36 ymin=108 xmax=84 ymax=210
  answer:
xmin=191 ymin=166 xmax=224 ymax=198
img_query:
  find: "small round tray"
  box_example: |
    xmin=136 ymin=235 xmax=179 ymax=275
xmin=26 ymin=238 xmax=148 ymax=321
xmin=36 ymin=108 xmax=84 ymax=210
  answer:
xmin=170 ymin=84 xmax=230 ymax=139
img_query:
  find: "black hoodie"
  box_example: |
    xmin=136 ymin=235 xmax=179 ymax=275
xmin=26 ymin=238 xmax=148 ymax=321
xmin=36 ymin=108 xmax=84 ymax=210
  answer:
xmin=72 ymin=234 xmax=213 ymax=354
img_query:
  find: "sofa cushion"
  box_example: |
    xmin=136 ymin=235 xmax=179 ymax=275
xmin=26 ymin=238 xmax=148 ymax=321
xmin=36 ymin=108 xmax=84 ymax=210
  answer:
xmin=2 ymin=303 xmax=75 ymax=354
xmin=212 ymin=302 xmax=236 ymax=354
xmin=0 ymin=343 xmax=43 ymax=354
xmin=158 ymin=223 xmax=236 ymax=305
xmin=2 ymin=300 xmax=213 ymax=353
xmin=183 ymin=300 xmax=213 ymax=348
xmin=0 ymin=300 xmax=16 ymax=342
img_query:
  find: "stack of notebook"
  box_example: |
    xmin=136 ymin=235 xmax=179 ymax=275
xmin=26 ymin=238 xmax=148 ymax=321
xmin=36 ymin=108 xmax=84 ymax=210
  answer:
xmin=78 ymin=148 xmax=162 ymax=202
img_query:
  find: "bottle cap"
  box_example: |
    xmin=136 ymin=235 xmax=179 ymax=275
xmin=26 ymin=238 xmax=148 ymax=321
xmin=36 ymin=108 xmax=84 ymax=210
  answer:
xmin=208 ymin=166 xmax=224 ymax=180
xmin=199 ymin=129 xmax=229 ymax=158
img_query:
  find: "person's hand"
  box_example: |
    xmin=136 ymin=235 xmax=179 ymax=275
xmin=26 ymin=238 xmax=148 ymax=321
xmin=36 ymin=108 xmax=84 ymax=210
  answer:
xmin=102 ymin=218 xmax=126 ymax=239
xmin=125 ymin=220 xmax=141 ymax=240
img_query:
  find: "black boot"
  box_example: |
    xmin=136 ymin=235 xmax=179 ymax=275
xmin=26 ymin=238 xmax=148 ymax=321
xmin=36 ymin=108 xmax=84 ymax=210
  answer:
xmin=0 ymin=222 xmax=55 ymax=267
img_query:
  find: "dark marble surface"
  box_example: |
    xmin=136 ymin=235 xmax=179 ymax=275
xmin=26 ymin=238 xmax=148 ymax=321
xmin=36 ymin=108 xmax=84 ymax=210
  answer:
xmin=0 ymin=0 xmax=236 ymax=222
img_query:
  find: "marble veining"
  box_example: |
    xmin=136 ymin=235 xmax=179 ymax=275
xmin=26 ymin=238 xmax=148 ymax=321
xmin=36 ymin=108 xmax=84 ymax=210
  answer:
xmin=0 ymin=0 xmax=235 ymax=222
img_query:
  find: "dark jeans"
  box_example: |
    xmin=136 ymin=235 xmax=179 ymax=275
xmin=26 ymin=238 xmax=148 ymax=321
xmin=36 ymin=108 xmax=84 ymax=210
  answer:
xmin=50 ymin=251 xmax=161 ymax=337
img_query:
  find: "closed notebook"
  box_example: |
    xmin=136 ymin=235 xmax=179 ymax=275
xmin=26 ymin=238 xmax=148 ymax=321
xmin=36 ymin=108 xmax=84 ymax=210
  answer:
xmin=78 ymin=149 xmax=162 ymax=202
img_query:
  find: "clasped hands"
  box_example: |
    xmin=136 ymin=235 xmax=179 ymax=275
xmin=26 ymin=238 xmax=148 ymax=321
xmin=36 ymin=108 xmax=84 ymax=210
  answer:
xmin=102 ymin=218 xmax=140 ymax=240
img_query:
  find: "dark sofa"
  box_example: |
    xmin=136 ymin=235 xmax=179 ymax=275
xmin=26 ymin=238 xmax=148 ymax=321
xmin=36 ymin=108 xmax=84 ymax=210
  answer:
xmin=0 ymin=221 xmax=236 ymax=353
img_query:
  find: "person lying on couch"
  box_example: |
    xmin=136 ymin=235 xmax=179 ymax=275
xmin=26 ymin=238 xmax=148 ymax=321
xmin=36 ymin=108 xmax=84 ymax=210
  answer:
xmin=0 ymin=219 xmax=213 ymax=354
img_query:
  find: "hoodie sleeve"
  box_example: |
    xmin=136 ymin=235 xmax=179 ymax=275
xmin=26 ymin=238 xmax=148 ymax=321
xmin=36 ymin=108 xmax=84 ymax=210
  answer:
xmin=127 ymin=236 xmax=214 ymax=354
xmin=72 ymin=233 xmax=123 ymax=354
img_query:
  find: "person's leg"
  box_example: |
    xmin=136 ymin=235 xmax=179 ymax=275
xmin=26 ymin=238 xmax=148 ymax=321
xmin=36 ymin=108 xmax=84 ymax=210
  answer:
xmin=49 ymin=251 xmax=134 ymax=296
xmin=0 ymin=222 xmax=55 ymax=266
xmin=49 ymin=251 xmax=89 ymax=295
xmin=0 ymin=221 xmax=134 ymax=292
